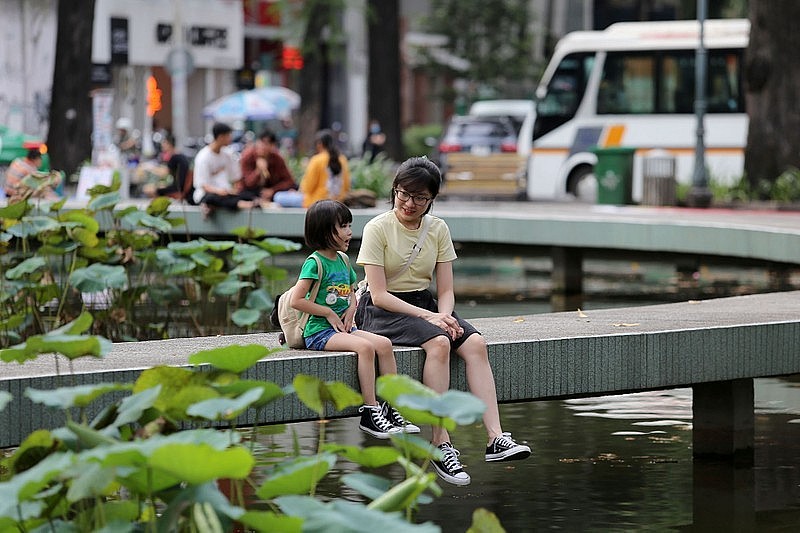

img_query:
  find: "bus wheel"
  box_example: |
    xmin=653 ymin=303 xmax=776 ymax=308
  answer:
xmin=568 ymin=166 xmax=597 ymax=203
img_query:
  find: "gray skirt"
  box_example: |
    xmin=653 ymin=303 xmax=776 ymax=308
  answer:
xmin=355 ymin=289 xmax=479 ymax=350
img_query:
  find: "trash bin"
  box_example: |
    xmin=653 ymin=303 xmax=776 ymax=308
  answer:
xmin=642 ymin=149 xmax=676 ymax=206
xmin=591 ymin=146 xmax=635 ymax=205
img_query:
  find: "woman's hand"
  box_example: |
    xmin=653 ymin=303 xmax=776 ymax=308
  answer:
xmin=424 ymin=311 xmax=464 ymax=339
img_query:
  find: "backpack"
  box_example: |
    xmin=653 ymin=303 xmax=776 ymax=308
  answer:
xmin=271 ymin=252 xmax=350 ymax=349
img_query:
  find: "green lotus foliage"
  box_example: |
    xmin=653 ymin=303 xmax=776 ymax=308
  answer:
xmin=0 ymin=188 xmax=301 ymax=346
xmin=0 ymin=334 xmax=503 ymax=531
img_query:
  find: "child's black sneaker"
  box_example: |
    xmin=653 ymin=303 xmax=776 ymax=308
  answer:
xmin=381 ymin=401 xmax=421 ymax=433
xmin=358 ymin=405 xmax=402 ymax=439
xmin=485 ymin=432 xmax=531 ymax=462
xmin=431 ymin=442 xmax=471 ymax=486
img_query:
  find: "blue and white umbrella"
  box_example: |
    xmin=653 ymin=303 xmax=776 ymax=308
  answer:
xmin=202 ymin=86 xmax=301 ymax=122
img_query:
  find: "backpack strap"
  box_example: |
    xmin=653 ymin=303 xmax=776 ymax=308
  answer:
xmin=298 ymin=254 xmax=324 ymax=329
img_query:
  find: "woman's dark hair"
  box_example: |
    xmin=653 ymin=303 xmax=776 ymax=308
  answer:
xmin=391 ymin=156 xmax=441 ymax=214
xmin=316 ymin=129 xmax=342 ymax=176
xmin=258 ymin=128 xmax=277 ymax=144
xmin=304 ymin=199 xmax=353 ymax=250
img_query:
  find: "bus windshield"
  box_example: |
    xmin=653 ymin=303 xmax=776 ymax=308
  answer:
xmin=534 ymin=53 xmax=594 ymax=140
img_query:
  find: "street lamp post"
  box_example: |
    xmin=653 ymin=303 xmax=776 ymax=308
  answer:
xmin=688 ymin=0 xmax=712 ymax=208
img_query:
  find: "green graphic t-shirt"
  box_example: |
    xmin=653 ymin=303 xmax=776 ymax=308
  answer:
xmin=299 ymin=251 xmax=357 ymax=336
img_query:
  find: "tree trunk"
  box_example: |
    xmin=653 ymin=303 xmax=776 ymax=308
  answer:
xmin=744 ymin=2 xmax=800 ymax=188
xmin=296 ymin=2 xmax=332 ymax=156
xmin=46 ymin=0 xmax=95 ymax=178
xmin=367 ymin=0 xmax=403 ymax=161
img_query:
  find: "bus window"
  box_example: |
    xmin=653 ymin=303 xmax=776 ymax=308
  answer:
xmin=707 ymin=51 xmax=744 ymax=113
xmin=660 ymin=52 xmax=695 ymax=113
xmin=598 ymin=53 xmax=655 ymax=114
xmin=534 ymin=53 xmax=594 ymax=140
xmin=599 ymin=49 xmax=744 ymax=115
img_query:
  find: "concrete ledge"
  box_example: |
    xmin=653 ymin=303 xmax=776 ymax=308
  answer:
xmin=48 ymin=199 xmax=800 ymax=265
xmin=2 ymin=291 xmax=799 ymax=450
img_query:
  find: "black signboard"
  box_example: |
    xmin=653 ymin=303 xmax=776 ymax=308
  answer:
xmin=157 ymin=23 xmax=173 ymax=44
xmin=189 ymin=26 xmax=228 ymax=49
xmin=91 ymin=63 xmax=113 ymax=86
xmin=110 ymin=17 xmax=129 ymax=65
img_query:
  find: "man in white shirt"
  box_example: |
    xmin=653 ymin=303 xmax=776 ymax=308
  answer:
xmin=192 ymin=122 xmax=258 ymax=216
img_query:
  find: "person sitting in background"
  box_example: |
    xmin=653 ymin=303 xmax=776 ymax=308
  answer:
xmin=142 ymin=133 xmax=194 ymax=203
xmin=299 ymin=129 xmax=351 ymax=208
xmin=237 ymin=129 xmax=297 ymax=203
xmin=3 ymin=147 xmax=60 ymax=203
xmin=192 ymin=122 xmax=257 ymax=217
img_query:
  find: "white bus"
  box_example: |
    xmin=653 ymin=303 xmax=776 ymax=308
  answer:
xmin=527 ymin=18 xmax=748 ymax=202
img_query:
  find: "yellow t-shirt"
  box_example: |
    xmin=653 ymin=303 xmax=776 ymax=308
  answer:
xmin=300 ymin=152 xmax=351 ymax=208
xmin=356 ymin=211 xmax=457 ymax=292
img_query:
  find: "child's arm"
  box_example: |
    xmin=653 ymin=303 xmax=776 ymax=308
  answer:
xmin=289 ymin=278 xmax=346 ymax=332
xmin=342 ymin=288 xmax=357 ymax=332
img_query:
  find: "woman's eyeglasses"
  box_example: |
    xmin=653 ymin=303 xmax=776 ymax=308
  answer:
xmin=394 ymin=189 xmax=432 ymax=206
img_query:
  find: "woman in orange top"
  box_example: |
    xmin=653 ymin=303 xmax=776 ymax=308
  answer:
xmin=300 ymin=129 xmax=350 ymax=208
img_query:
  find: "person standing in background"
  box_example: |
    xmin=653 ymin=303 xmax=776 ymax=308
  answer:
xmin=238 ymin=129 xmax=297 ymax=203
xmin=192 ymin=122 xmax=257 ymax=217
xmin=362 ymin=118 xmax=386 ymax=164
xmin=299 ymin=129 xmax=351 ymax=208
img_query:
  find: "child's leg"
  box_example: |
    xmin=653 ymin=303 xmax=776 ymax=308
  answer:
xmin=352 ymin=330 xmax=397 ymax=375
xmin=324 ymin=332 xmax=379 ymax=405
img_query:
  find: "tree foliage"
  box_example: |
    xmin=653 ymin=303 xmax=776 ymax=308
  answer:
xmin=421 ymin=0 xmax=538 ymax=99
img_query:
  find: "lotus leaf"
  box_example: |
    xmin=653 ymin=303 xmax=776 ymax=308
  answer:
xmin=148 ymin=443 xmax=253 ymax=485
xmin=256 ymin=453 xmax=337 ymax=499
xmin=189 ymin=344 xmax=270 ymax=373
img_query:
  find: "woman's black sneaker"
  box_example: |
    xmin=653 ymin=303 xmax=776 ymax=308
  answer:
xmin=431 ymin=442 xmax=471 ymax=486
xmin=381 ymin=401 xmax=421 ymax=433
xmin=358 ymin=405 xmax=402 ymax=439
xmin=485 ymin=432 xmax=531 ymax=462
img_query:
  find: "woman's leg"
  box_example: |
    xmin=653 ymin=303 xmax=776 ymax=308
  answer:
xmin=325 ymin=333 xmax=378 ymax=405
xmin=353 ymin=330 xmax=397 ymax=375
xmin=421 ymin=335 xmax=453 ymax=445
xmin=455 ymin=333 xmax=503 ymax=443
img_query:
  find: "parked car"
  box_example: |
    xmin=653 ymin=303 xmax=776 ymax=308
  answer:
xmin=468 ymin=99 xmax=536 ymax=158
xmin=437 ymin=115 xmax=526 ymax=199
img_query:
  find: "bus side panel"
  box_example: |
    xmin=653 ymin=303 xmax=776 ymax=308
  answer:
xmin=528 ymin=114 xmax=747 ymax=202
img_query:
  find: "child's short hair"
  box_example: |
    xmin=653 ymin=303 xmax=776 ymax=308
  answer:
xmin=304 ymin=200 xmax=353 ymax=250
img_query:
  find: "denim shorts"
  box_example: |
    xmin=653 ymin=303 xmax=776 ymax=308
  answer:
xmin=304 ymin=326 xmax=356 ymax=350
xmin=305 ymin=328 xmax=337 ymax=350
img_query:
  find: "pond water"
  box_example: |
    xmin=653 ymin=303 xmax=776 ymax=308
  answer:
xmin=254 ymin=253 xmax=800 ymax=531
xmin=272 ymin=378 xmax=798 ymax=532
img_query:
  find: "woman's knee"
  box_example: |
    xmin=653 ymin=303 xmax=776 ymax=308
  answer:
xmin=423 ymin=335 xmax=451 ymax=359
xmin=374 ymin=335 xmax=394 ymax=354
xmin=458 ymin=334 xmax=488 ymax=358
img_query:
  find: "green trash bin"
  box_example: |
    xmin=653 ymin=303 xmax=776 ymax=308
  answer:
xmin=591 ymin=146 xmax=635 ymax=205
